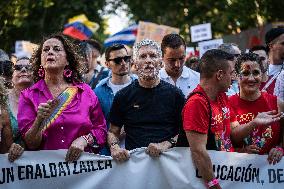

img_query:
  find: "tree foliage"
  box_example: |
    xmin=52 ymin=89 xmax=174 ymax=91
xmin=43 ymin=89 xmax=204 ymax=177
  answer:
xmin=110 ymin=0 xmax=284 ymax=44
xmin=1 ymin=0 xmax=284 ymax=52
xmin=0 ymin=0 xmax=107 ymax=52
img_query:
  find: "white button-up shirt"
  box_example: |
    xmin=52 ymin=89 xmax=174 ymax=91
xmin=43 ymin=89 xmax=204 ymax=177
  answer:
xmin=159 ymin=66 xmax=200 ymax=98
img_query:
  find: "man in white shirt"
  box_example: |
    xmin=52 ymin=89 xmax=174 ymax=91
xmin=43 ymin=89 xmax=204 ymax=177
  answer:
xmin=160 ymin=34 xmax=200 ymax=98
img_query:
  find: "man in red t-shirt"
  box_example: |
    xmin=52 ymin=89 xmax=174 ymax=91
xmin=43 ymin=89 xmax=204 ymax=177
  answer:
xmin=183 ymin=49 xmax=283 ymax=189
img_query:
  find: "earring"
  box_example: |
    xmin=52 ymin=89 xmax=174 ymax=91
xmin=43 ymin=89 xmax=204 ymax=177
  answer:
xmin=63 ymin=66 xmax=72 ymax=80
xmin=38 ymin=66 xmax=45 ymax=78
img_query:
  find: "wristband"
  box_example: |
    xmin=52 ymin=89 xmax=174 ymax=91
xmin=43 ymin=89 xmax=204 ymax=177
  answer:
xmin=110 ymin=141 xmax=119 ymax=148
xmin=206 ymin=178 xmax=219 ymax=188
xmin=167 ymin=138 xmax=177 ymax=148
xmin=275 ymin=146 xmax=284 ymax=155
xmin=82 ymin=133 xmax=99 ymax=148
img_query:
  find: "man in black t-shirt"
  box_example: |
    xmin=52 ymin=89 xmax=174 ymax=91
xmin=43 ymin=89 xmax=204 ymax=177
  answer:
xmin=108 ymin=39 xmax=185 ymax=162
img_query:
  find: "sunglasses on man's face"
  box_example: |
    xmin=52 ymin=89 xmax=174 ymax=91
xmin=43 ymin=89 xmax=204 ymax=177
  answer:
xmin=108 ymin=56 xmax=131 ymax=65
xmin=14 ymin=64 xmax=32 ymax=71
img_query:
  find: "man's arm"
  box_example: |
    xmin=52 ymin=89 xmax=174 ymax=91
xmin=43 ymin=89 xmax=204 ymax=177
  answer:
xmin=186 ymin=131 xmax=221 ymax=189
xmin=146 ymin=135 xmax=178 ymax=157
xmin=107 ymin=123 xmax=129 ymax=162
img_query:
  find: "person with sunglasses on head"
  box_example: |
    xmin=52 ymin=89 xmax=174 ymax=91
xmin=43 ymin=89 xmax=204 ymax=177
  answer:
xmin=94 ymin=44 xmax=136 ymax=155
xmin=229 ymin=53 xmax=284 ymax=164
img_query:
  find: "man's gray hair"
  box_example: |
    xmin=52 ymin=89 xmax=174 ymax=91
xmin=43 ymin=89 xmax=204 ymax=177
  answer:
xmin=133 ymin=39 xmax=162 ymax=61
xmin=218 ymin=43 xmax=241 ymax=55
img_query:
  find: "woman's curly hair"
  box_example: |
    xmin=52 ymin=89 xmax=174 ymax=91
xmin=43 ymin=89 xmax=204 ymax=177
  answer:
xmin=0 ymin=77 xmax=8 ymax=107
xmin=31 ymin=33 xmax=84 ymax=83
xmin=235 ymin=52 xmax=265 ymax=75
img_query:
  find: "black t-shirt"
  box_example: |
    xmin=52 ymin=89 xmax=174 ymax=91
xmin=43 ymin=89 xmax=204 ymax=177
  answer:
xmin=109 ymin=80 xmax=185 ymax=150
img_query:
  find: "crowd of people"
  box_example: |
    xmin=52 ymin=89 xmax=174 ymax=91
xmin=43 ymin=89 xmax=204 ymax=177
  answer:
xmin=0 ymin=27 xmax=284 ymax=189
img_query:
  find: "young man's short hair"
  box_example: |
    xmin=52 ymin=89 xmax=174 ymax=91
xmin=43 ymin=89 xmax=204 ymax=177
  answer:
xmin=105 ymin=44 xmax=127 ymax=61
xmin=161 ymin=34 xmax=186 ymax=56
xmin=200 ymin=49 xmax=234 ymax=79
xmin=84 ymin=39 xmax=102 ymax=54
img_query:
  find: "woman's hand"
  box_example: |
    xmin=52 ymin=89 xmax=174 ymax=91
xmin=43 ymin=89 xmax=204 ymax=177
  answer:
xmin=65 ymin=137 xmax=88 ymax=162
xmin=267 ymin=147 xmax=283 ymax=165
xmin=110 ymin=144 xmax=130 ymax=162
xmin=36 ymin=99 xmax=59 ymax=126
xmin=252 ymin=110 xmax=283 ymax=127
xmin=8 ymin=143 xmax=24 ymax=162
xmin=242 ymin=145 xmax=261 ymax=154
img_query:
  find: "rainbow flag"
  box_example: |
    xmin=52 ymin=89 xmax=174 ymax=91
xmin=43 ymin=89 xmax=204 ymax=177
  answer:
xmin=63 ymin=14 xmax=99 ymax=40
xmin=42 ymin=87 xmax=78 ymax=131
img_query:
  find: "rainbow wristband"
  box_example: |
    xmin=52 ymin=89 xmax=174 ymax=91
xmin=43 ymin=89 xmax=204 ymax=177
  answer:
xmin=207 ymin=178 xmax=219 ymax=188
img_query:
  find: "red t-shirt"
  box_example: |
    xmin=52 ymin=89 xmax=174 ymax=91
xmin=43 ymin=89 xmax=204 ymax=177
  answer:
xmin=229 ymin=92 xmax=281 ymax=154
xmin=183 ymin=85 xmax=236 ymax=152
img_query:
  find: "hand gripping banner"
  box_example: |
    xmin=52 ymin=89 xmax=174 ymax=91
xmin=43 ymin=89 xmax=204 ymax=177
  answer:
xmin=0 ymin=148 xmax=283 ymax=189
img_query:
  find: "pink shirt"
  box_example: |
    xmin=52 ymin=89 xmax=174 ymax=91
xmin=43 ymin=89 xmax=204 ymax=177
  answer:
xmin=18 ymin=79 xmax=107 ymax=150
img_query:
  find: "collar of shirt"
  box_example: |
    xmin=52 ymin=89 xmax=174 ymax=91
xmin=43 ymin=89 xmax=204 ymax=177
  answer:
xmin=160 ymin=66 xmax=189 ymax=80
xmin=30 ymin=79 xmax=85 ymax=99
xmin=94 ymin=64 xmax=102 ymax=73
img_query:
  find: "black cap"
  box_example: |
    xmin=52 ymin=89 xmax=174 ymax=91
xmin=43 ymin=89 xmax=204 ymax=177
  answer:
xmin=265 ymin=27 xmax=284 ymax=44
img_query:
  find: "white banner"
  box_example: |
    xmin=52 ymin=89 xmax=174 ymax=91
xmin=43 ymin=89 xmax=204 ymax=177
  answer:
xmin=0 ymin=148 xmax=283 ymax=189
xmin=190 ymin=23 xmax=212 ymax=42
xmin=198 ymin=38 xmax=224 ymax=57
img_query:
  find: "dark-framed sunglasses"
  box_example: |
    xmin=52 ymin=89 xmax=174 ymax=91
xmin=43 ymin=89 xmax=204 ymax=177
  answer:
xmin=14 ymin=64 xmax=32 ymax=71
xmin=108 ymin=56 xmax=131 ymax=65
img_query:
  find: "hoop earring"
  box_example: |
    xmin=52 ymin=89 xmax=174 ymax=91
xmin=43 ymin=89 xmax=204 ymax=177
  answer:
xmin=38 ymin=66 xmax=45 ymax=78
xmin=63 ymin=66 xmax=73 ymax=82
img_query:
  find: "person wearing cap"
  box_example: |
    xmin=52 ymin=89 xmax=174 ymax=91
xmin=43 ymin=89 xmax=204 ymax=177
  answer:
xmin=94 ymin=44 xmax=136 ymax=155
xmin=160 ymin=34 xmax=200 ymax=98
xmin=265 ymin=27 xmax=284 ymax=76
xmin=107 ymin=39 xmax=185 ymax=161
xmin=267 ymin=28 xmax=284 ymax=100
xmin=218 ymin=43 xmax=241 ymax=96
xmin=262 ymin=28 xmax=284 ymax=97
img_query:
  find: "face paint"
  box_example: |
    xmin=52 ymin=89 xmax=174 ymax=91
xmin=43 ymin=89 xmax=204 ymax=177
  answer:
xmin=136 ymin=46 xmax=161 ymax=81
xmin=239 ymin=61 xmax=262 ymax=80
xmin=137 ymin=61 xmax=160 ymax=81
